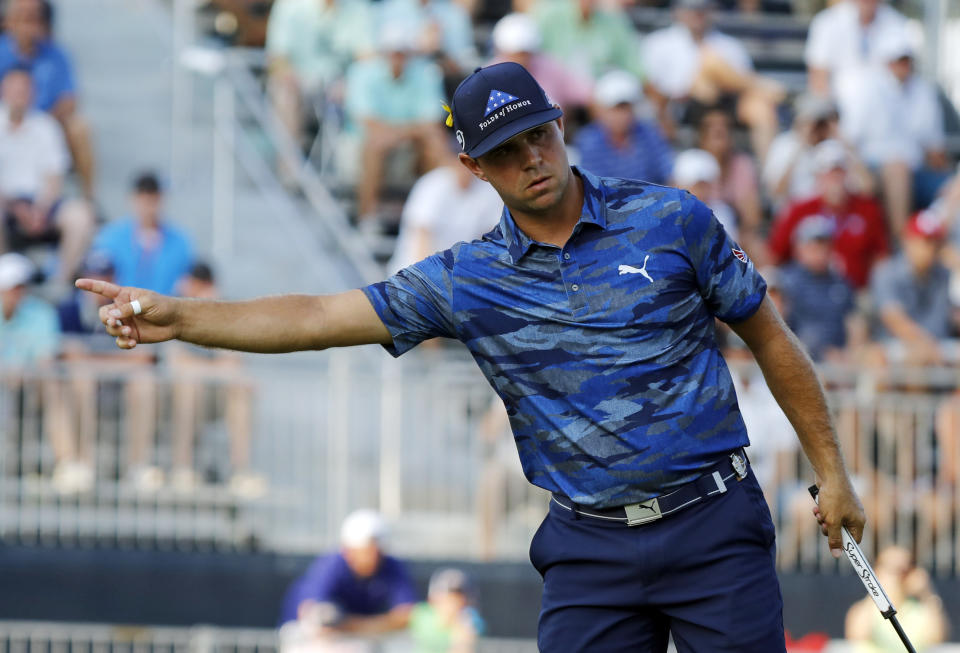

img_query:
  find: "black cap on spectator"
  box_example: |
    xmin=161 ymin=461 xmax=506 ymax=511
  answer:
xmin=133 ymin=172 xmax=163 ymax=195
xmin=189 ymin=261 xmax=215 ymax=283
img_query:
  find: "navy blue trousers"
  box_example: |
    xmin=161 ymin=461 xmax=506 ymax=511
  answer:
xmin=530 ymin=470 xmax=786 ymax=652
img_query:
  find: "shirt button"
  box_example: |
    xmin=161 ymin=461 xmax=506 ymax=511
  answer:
xmin=571 ymin=284 xmax=580 ymax=292
xmin=563 ymin=253 xmax=571 ymax=260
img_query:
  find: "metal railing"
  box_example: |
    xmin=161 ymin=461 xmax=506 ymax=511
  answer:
xmin=0 ymin=622 xmax=538 ymax=653
xmin=4 ymin=349 xmax=960 ymax=574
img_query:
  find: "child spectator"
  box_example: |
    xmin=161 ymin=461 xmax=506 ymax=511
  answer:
xmin=573 ymin=71 xmax=673 ymax=185
xmin=870 ymin=211 xmax=955 ymax=365
xmin=0 ymin=66 xmax=95 ymax=287
xmin=280 ymin=510 xmax=416 ymax=652
xmin=769 ymin=140 xmax=888 ymax=290
xmin=845 ymin=547 xmax=947 ymax=652
xmin=409 ymin=568 xmax=483 ymax=653
xmin=91 ymin=172 xmax=194 ymax=295
xmin=343 ymin=26 xmax=446 ymax=224
xmin=0 ymin=0 xmax=96 ymax=199
xmin=489 ymin=13 xmax=592 ymax=117
xmin=642 ymin=0 xmax=783 ymax=161
xmin=778 ymin=216 xmax=856 ymax=362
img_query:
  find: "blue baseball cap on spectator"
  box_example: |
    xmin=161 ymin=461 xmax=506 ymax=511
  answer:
xmin=449 ymin=62 xmax=562 ymax=158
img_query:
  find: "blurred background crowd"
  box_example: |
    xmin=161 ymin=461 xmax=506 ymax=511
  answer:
xmin=2 ymin=0 xmax=960 ymax=650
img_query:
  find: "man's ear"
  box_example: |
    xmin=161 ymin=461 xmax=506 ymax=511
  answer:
xmin=458 ymin=153 xmax=486 ymax=182
xmin=555 ymin=113 xmax=565 ymax=138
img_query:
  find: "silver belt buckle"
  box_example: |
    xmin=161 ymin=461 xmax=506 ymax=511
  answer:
xmin=731 ymin=451 xmax=748 ymax=481
xmin=624 ymin=497 xmax=662 ymax=526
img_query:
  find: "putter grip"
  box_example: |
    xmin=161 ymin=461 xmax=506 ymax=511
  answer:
xmin=808 ymin=484 xmax=896 ymax=618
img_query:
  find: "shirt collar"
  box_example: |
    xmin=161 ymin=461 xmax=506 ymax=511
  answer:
xmin=498 ymin=166 xmax=608 ymax=264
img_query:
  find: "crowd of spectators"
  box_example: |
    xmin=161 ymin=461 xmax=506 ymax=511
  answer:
xmin=260 ymin=0 xmax=960 ymax=372
xmin=0 ymin=0 xmax=260 ymax=497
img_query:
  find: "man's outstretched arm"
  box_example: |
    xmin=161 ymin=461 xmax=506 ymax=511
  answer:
xmin=76 ymin=279 xmax=392 ymax=353
xmin=729 ymin=296 xmax=866 ymax=556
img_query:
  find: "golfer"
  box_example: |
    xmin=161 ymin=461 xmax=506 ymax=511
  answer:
xmin=81 ymin=63 xmax=864 ymax=651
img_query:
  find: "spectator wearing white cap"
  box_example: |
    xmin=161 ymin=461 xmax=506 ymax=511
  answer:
xmin=0 ymin=251 xmax=59 ymax=366
xmin=672 ymin=149 xmax=738 ymax=241
xmin=763 ymin=94 xmax=874 ymax=210
xmin=572 ymin=71 xmax=672 ymax=186
xmin=769 ymin=140 xmax=889 ymax=290
xmin=344 ymin=24 xmax=447 ymax=224
xmin=279 ymin=509 xmax=416 ymax=651
xmin=642 ymin=0 xmax=784 ymax=161
xmin=489 ymin=13 xmax=592 ymax=117
xmin=840 ymin=32 xmax=951 ymax=235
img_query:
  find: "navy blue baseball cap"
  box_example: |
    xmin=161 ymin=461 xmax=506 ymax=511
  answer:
xmin=450 ymin=62 xmax=562 ymax=158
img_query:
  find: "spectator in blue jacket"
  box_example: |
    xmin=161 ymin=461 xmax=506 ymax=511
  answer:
xmin=91 ymin=173 xmax=193 ymax=296
xmin=573 ymin=70 xmax=673 ymax=184
xmin=280 ymin=510 xmax=416 ymax=650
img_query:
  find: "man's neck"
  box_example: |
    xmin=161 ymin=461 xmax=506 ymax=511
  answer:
xmin=509 ymin=169 xmax=584 ymax=248
xmin=8 ymin=108 xmax=26 ymax=126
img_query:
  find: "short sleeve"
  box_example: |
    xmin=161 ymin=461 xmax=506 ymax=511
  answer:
xmin=804 ymin=12 xmax=833 ymax=69
xmin=362 ymin=251 xmax=457 ymax=356
xmin=680 ymin=192 xmax=766 ymax=323
xmin=385 ymin=558 xmax=417 ymax=607
xmin=265 ymin=0 xmax=296 ymax=57
xmin=869 ymin=260 xmax=899 ymax=312
xmin=40 ymin=114 xmax=69 ymax=175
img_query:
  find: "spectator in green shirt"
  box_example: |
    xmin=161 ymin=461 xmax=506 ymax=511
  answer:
xmin=266 ymin=0 xmax=374 ymax=168
xmin=409 ymin=568 xmax=483 ymax=653
xmin=344 ymin=25 xmax=447 ymax=223
xmin=533 ymin=0 xmax=643 ymax=82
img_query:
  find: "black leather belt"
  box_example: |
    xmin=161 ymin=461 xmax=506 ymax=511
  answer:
xmin=551 ymin=449 xmax=750 ymax=526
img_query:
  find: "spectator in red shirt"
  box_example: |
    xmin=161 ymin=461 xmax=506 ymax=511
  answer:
xmin=769 ymin=139 xmax=889 ymax=289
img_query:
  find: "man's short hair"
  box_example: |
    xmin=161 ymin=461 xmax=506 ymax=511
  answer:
xmin=132 ymin=172 xmax=163 ymax=195
xmin=189 ymin=261 xmax=214 ymax=284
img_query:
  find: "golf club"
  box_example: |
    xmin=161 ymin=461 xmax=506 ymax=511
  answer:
xmin=808 ymin=485 xmax=916 ymax=653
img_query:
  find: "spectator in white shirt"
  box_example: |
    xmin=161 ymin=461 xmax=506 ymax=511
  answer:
xmin=0 ymin=66 xmax=93 ymax=287
xmin=804 ymin=0 xmax=910 ymax=103
xmin=642 ymin=0 xmax=783 ymax=161
xmin=841 ymin=33 xmax=951 ymax=235
xmin=387 ymin=141 xmax=502 ymax=273
xmin=763 ymin=94 xmax=874 ymax=210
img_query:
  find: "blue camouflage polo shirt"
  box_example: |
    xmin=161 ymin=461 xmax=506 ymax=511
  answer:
xmin=363 ymin=167 xmax=766 ymax=508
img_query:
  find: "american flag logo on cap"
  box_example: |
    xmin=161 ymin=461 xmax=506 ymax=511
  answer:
xmin=485 ymin=89 xmax=519 ymax=116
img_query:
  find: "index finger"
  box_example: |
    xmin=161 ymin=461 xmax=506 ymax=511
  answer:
xmin=76 ymin=278 xmax=122 ymax=299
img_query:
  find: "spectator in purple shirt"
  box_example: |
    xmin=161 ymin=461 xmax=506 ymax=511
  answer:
xmin=0 ymin=0 xmax=96 ymax=199
xmin=572 ymin=70 xmax=672 ymax=184
xmin=280 ymin=510 xmax=416 ymax=650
